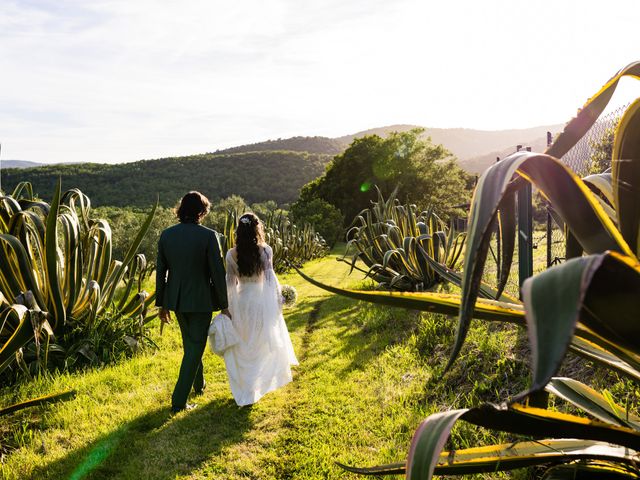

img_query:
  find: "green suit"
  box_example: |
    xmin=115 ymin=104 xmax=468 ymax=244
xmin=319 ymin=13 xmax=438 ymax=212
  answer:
xmin=156 ymin=222 xmax=228 ymax=410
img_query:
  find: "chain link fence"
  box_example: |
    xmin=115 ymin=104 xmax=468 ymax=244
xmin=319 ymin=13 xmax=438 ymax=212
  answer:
xmin=479 ymin=104 xmax=628 ymax=299
xmin=541 ymin=103 xmax=628 ymax=275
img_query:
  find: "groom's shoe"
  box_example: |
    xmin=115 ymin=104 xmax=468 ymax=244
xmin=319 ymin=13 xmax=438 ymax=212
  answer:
xmin=171 ymin=403 xmax=198 ymax=415
xmin=194 ymin=381 xmax=206 ymax=396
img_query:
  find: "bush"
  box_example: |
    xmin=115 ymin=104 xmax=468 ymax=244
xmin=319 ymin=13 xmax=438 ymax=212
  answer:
xmin=289 ymin=197 xmax=344 ymax=247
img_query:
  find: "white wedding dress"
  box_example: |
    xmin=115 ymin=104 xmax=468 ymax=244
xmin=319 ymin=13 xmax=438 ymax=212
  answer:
xmin=223 ymin=244 xmax=298 ymax=406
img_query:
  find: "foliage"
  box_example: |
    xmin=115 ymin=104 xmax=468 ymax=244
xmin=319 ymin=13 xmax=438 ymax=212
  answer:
xmin=221 ymin=210 xmax=328 ymax=273
xmin=92 ymin=206 xmax=175 ymax=270
xmin=588 ymin=120 xmax=617 ymax=174
xmin=289 ymin=196 xmax=344 ymax=247
xmin=299 ymin=61 xmax=640 ymax=478
xmin=298 ymin=129 xmax=472 ymax=226
xmin=215 ymin=135 xmax=344 ymax=155
xmin=0 ymin=150 xmax=332 ymax=208
xmin=342 ymin=188 xmax=469 ymax=292
xmin=93 ymin=196 xmax=292 ymax=275
xmin=0 ymin=182 xmax=158 ymax=379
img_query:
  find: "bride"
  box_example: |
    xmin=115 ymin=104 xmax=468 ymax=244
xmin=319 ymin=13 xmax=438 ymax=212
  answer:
xmin=223 ymin=213 xmax=299 ymax=406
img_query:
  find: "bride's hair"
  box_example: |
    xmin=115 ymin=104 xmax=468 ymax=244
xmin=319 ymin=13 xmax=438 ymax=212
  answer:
xmin=235 ymin=213 xmax=265 ymax=277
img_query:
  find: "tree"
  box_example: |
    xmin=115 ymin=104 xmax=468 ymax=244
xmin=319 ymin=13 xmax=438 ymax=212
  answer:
xmin=205 ymin=195 xmax=249 ymax=231
xmin=588 ymin=121 xmax=617 ymax=174
xmin=289 ymin=197 xmax=344 ymax=246
xmin=298 ymin=129 xmax=472 ymax=225
xmin=251 ymin=200 xmax=286 ymax=219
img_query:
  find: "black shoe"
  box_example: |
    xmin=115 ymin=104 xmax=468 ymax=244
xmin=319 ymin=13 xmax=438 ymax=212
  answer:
xmin=194 ymin=382 xmax=206 ymax=396
xmin=171 ymin=403 xmax=198 ymax=414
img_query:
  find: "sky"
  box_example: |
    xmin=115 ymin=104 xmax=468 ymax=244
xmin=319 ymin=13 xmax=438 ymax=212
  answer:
xmin=1 ymin=0 xmax=640 ymax=164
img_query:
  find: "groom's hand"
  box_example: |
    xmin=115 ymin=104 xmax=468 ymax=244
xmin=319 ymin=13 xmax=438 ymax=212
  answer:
xmin=159 ymin=308 xmax=171 ymax=324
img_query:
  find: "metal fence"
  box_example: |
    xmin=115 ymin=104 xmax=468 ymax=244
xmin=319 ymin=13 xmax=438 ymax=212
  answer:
xmin=541 ymin=104 xmax=628 ymax=275
xmin=481 ymin=104 xmax=628 ymax=299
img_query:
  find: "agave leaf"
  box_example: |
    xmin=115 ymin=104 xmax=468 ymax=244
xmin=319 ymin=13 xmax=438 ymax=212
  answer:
xmin=417 ymin=245 xmax=517 ymax=302
xmin=546 ymin=377 xmax=640 ymax=430
xmin=612 ymin=97 xmax=640 ymax=257
xmin=518 ymin=251 xmax=640 ymax=400
xmin=583 ymin=173 xmax=615 ymax=207
xmin=546 ymin=61 xmax=640 ymax=160
xmin=402 ymin=401 xmax=640 ymax=480
xmin=518 ymin=255 xmax=603 ymax=398
xmin=579 ymin=251 xmax=640 ymax=356
xmin=541 ymin=461 xmax=640 ymax=480
xmin=44 ymin=179 xmax=66 ymax=328
xmin=10 ymin=182 xmax=34 ymax=201
xmin=0 ymin=305 xmax=31 ymax=375
xmin=568 ymin=336 xmax=640 ymax=383
xmin=453 ymin=63 xmax=640 ymax=371
xmin=583 ymin=174 xmax=617 ymax=223
xmin=0 ymin=390 xmax=76 ymax=416
xmin=294 ymin=266 xmax=525 ymax=323
xmin=464 ymin=403 xmax=640 ymax=450
xmin=457 ymin=151 xmax=634 ymax=374
xmin=101 ymin=202 xmax=157 ymax=308
xmin=406 ymin=409 xmax=469 ymax=480
xmin=341 ymin=440 xmax=640 ymax=477
xmin=496 ymin=190 xmax=517 ymax=298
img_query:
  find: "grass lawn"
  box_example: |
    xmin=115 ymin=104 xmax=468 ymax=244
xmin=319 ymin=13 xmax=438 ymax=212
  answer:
xmin=2 ymin=247 xmax=627 ymax=479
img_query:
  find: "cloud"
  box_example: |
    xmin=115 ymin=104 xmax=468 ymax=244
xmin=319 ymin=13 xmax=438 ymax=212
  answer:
xmin=1 ymin=0 xmax=639 ymax=163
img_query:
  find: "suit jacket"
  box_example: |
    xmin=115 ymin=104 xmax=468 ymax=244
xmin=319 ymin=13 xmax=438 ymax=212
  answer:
xmin=155 ymin=223 xmax=228 ymax=312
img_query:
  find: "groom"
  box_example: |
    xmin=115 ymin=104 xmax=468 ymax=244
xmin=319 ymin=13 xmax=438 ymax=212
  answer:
xmin=156 ymin=191 xmax=230 ymax=413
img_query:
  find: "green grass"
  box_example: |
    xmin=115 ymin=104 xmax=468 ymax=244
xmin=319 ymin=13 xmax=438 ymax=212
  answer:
xmin=1 ymin=248 xmax=631 ymax=479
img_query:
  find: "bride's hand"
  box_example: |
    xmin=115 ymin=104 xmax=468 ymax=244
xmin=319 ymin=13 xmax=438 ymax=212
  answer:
xmin=222 ymin=308 xmax=232 ymax=320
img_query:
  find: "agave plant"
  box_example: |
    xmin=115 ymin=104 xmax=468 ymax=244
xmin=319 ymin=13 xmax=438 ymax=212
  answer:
xmin=342 ymin=187 xmax=466 ymax=291
xmin=298 ymin=61 xmax=640 ymax=478
xmin=221 ymin=209 xmax=328 ymax=273
xmin=0 ymin=181 xmax=157 ymax=374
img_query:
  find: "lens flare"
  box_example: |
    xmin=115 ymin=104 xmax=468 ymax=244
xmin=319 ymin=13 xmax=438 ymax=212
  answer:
xmin=360 ymin=181 xmax=372 ymax=192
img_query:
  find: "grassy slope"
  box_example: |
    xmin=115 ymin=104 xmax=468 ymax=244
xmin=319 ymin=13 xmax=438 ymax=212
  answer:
xmin=2 ymin=251 xmax=547 ymax=479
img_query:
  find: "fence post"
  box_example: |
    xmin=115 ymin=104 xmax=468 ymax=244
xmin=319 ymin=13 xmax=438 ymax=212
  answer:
xmin=519 ymin=144 xmax=548 ymax=409
xmin=545 ymin=131 xmax=553 ymax=268
xmin=517 ymin=146 xmax=533 ymax=295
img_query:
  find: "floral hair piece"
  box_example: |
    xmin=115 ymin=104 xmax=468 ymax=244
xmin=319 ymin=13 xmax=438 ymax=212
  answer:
xmin=240 ymin=217 xmax=251 ymax=225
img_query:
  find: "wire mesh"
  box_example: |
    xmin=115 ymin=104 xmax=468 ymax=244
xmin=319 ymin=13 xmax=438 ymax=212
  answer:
xmin=478 ymin=103 xmax=628 ymax=298
xmin=543 ymin=103 xmax=628 ymax=274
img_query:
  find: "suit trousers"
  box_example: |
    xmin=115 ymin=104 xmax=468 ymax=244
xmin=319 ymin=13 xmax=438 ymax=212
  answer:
xmin=172 ymin=311 xmax=212 ymax=409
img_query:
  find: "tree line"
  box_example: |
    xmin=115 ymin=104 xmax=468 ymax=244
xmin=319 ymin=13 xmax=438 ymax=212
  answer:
xmin=0 ymin=151 xmax=332 ymax=208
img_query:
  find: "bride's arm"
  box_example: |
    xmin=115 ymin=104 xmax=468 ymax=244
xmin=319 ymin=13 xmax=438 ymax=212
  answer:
xmin=262 ymin=245 xmax=283 ymax=306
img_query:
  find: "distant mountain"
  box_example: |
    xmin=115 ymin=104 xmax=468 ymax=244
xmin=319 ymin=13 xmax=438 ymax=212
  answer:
xmin=459 ymin=135 xmax=553 ymax=174
xmin=338 ymin=124 xmax=564 ymax=162
xmin=1 ymin=160 xmax=43 ymax=169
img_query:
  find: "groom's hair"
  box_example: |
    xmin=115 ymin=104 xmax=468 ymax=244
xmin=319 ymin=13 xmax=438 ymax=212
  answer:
xmin=176 ymin=191 xmax=211 ymax=224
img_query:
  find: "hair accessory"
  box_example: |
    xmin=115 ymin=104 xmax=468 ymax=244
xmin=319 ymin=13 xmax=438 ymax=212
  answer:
xmin=240 ymin=217 xmax=251 ymax=225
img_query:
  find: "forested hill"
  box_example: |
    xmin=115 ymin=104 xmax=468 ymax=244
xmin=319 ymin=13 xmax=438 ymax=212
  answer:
xmin=0 ymin=151 xmax=331 ymax=207
xmin=215 ymin=136 xmax=343 ymax=155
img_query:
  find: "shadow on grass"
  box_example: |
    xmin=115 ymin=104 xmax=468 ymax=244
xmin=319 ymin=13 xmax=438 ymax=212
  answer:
xmin=300 ymin=294 xmax=420 ymax=378
xmin=30 ymin=397 xmax=252 ymax=480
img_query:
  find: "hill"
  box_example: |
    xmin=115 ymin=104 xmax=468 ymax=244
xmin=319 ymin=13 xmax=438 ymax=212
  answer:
xmin=1 ymin=160 xmax=44 ymax=169
xmin=2 ymin=123 xmax=564 ymax=206
xmin=0 ymin=151 xmax=331 ymax=207
xmin=215 ymin=136 xmax=343 ymax=155
xmin=459 ymin=135 xmax=552 ymax=174
xmin=338 ymin=124 xmax=563 ymax=161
